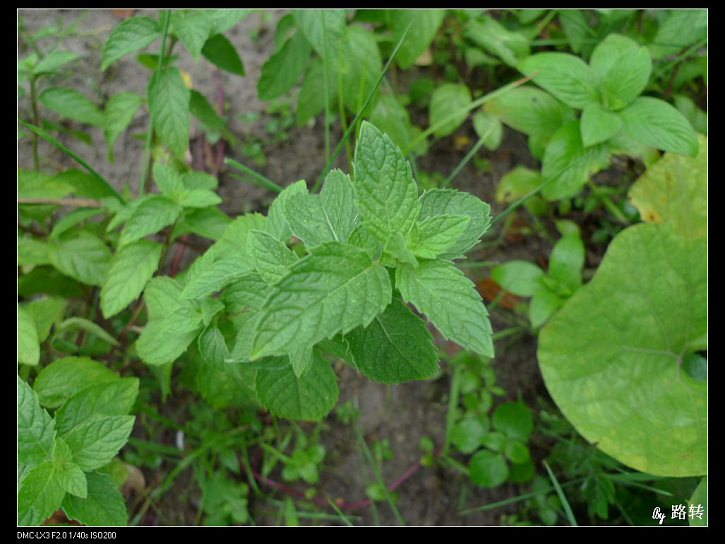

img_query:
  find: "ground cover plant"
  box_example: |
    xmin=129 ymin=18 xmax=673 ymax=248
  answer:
xmin=18 ymin=9 xmax=707 ymax=527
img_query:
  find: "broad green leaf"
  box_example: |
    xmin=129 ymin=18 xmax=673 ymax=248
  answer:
xmin=171 ymin=11 xmax=211 ymax=59
xmin=382 ymin=232 xmax=418 ymax=267
xmin=267 ymin=180 xmax=308 ymax=242
xmin=255 ymin=354 xmax=339 ymax=420
xmin=296 ymin=57 xmax=337 ymax=126
xmin=40 ymin=88 xmax=104 ymax=127
xmin=548 ymin=231 xmax=585 ymax=293
xmin=248 ymin=230 xmax=298 ymax=285
xmin=19 ymin=169 xmax=73 ymax=199
xmin=102 ymin=16 xmax=160 ymax=70
xmin=18 ymin=237 xmax=51 ymax=266
xmin=529 ymin=285 xmax=564 ymax=329
xmin=55 ymin=379 xmax=139 ymax=436
xmin=559 ymin=10 xmax=594 ymax=55
xmin=152 ymin=162 xmax=185 ymax=196
xmin=293 ymin=10 xmax=346 ymax=62
xmin=504 ymin=440 xmax=530 ymax=464
xmin=61 ymin=415 xmax=135 ymax=472
xmin=688 ymin=477 xmax=707 ymax=526
xmin=518 ymin=53 xmax=598 ymax=109
xmin=284 ymin=170 xmax=358 ymax=247
xmin=48 ymin=231 xmax=111 ymax=287
xmin=450 ymin=418 xmax=487 ymax=454
xmin=181 ymin=254 xmax=252 ymax=300
xmin=429 ymin=83 xmax=472 ymax=137
xmin=492 ymin=401 xmax=534 ymax=440
xmin=183 ymin=171 xmax=219 ymax=191
xmin=649 ymin=10 xmax=707 ymax=60
xmin=590 ymin=34 xmax=651 ymax=111
xmin=18 ymin=377 xmax=55 ymax=466
xmin=397 ymin=259 xmax=493 ymax=358
xmin=62 ymin=472 xmax=127 ymax=526
xmin=208 ymin=213 xmax=267 ymax=260
xmin=252 ymin=242 xmax=392 ymax=358
xmin=353 ymin=121 xmax=420 ymax=243
xmin=345 ymin=298 xmax=439 ymax=384
xmin=538 ymin=223 xmax=706 ymax=476
xmin=18 ymin=306 xmax=40 ymax=366
xmin=418 ymin=189 xmax=492 ymax=259
xmin=226 ymin=312 xmax=260 ymax=364
xmin=629 ymin=134 xmax=707 ymax=239
xmin=580 ymin=103 xmax=622 ymax=147
xmin=136 ymin=313 xmax=202 ymax=367
xmin=33 ymin=50 xmax=80 ymax=74
xmin=50 ymin=209 xmax=102 ymax=239
xmin=618 ymin=97 xmax=699 ymax=156
xmin=53 ymin=437 xmax=87 ymax=498
xmin=495 ymin=167 xmax=545 ymax=212
xmin=258 ymin=31 xmax=311 ymax=100
xmin=674 ymin=94 xmax=707 ymax=135
xmin=24 ymin=297 xmax=67 ymax=342
xmin=174 ymin=207 xmax=230 ymax=241
xmin=391 ymin=10 xmax=446 ymax=69
xmin=340 ymin=26 xmax=382 ymax=114
xmin=189 ymin=89 xmax=235 ymax=142
xmin=469 ymin=451 xmax=509 ymax=488
xmin=200 ymin=299 xmax=225 ymax=326
xmin=491 ymin=261 xmax=544 ymax=297
xmin=289 ymin=346 xmax=313 ymax=378
xmin=464 ymin=16 xmax=530 ymax=67
xmin=541 ymin=121 xmax=611 ymax=200
xmin=56 ymin=317 xmax=119 ymax=347
xmin=409 ymin=214 xmax=470 ymax=260
xmin=369 ymin=93 xmax=414 ymax=153
xmin=202 ymin=33 xmax=245 ymax=76
xmin=222 ymin=274 xmax=270 ymax=313
xmin=55 ymin=169 xmax=119 ymax=200
xmin=19 ymin=267 xmax=84 ymax=300
xmin=103 ymin=92 xmax=144 ymax=161
xmin=101 ymin=240 xmax=162 ymax=318
xmin=119 ymin=195 xmax=182 ymax=246
xmin=178 ymin=189 xmax=222 ymax=208
xmin=472 ymin=111 xmax=503 ymax=151
xmin=144 ymin=276 xmax=185 ymax=319
xmin=204 ymin=9 xmax=252 ymax=35
xmin=34 ymin=357 xmax=118 ymax=409
xmin=18 ymin=460 xmax=64 ymax=526
xmin=148 ymin=67 xmax=190 ymax=157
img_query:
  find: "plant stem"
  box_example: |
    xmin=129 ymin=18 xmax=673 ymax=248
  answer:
xmin=443 ymin=137 xmax=486 ymax=187
xmin=18 ymin=197 xmax=104 ymax=208
xmin=29 ymin=76 xmax=40 ymax=171
xmin=226 ymin=158 xmax=283 ymax=193
xmin=442 ymin=364 xmax=461 ymax=458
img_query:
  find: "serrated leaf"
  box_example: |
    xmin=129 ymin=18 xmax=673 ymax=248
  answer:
xmin=208 ymin=213 xmax=267 ymax=260
xmin=174 ymin=207 xmax=230 ymax=241
xmin=18 ymin=377 xmax=55 ymax=467
xmin=34 ymin=357 xmax=118 ymax=409
xmin=40 ymin=88 xmax=104 ymax=127
xmin=102 ymin=16 xmax=160 ymax=70
xmin=518 ymin=52 xmax=598 ymax=109
xmin=200 ymin=299 xmax=225 ymax=326
xmin=101 ymin=240 xmax=162 ymax=318
xmin=284 ymin=170 xmax=358 ymax=247
xmin=369 ymin=93 xmax=414 ymax=153
xmin=289 ymin=346 xmax=313 ymax=378
xmin=120 ymin=195 xmax=182 ymax=246
xmin=580 ymin=103 xmax=623 ymax=146
xmin=48 ymin=231 xmax=111 ymax=287
xmin=178 ymin=189 xmax=222 ymax=208
xmin=248 ymin=230 xmax=298 ymax=285
xmin=346 ymin=298 xmax=439 ymax=384
xmin=222 ymin=274 xmax=269 ymax=313
xmin=618 ymin=97 xmax=699 ymax=156
xmin=61 ymin=415 xmax=134 ymax=472
xmin=171 ymin=11 xmax=211 ymax=59
xmin=148 ymin=67 xmax=190 ymax=157
xmin=62 ymin=472 xmax=127 ymax=526
xmin=18 ymin=306 xmax=40 ymax=366
xmin=267 ymin=180 xmax=308 ymax=242
xmin=382 ymin=232 xmax=418 ymax=267
xmin=353 ymin=121 xmax=421 ymax=243
xmin=390 ymin=10 xmax=445 ymax=69
xmin=205 ymin=9 xmax=252 ymax=34
xmin=202 ymin=33 xmax=245 ymax=76
xmin=24 ymin=297 xmax=67 ymax=342
xmin=33 ymin=50 xmax=80 ymax=75
xmin=143 ymin=276 xmax=184 ymax=319
xmin=590 ymin=34 xmax=651 ymax=111
xmin=103 ymin=92 xmax=144 ymax=162
xmin=252 ymin=242 xmax=392 ymax=358
xmin=409 ymin=214 xmax=471 ymax=260
xmin=397 ymin=259 xmax=493 ymax=357
xmin=491 ymin=261 xmax=545 ymax=297
xmin=181 ymin=255 xmax=252 ymax=300
xmin=418 ymin=189 xmax=491 ymax=259
xmin=136 ymin=319 xmax=201 ymax=367
xmin=50 ymin=209 xmax=102 ymax=240
xmin=53 ymin=437 xmax=87 ymax=499
xmin=293 ymin=10 xmax=346 ymax=61
xmin=55 ymin=379 xmax=139 ymax=436
xmin=429 ymin=83 xmax=471 ymax=138
xmin=152 ymin=162 xmax=185 ymax=196
xmin=258 ymin=30 xmax=311 ymax=100
xmin=255 ymin=353 xmax=339 ymax=420
xmin=18 ymin=460 xmax=64 ymax=526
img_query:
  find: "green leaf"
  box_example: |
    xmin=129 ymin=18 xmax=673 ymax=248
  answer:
xmin=152 ymin=162 xmax=185 ymax=196
xmin=472 ymin=111 xmax=503 ymax=151
xmin=18 ymin=460 xmax=65 ymax=526
xmin=18 ymin=306 xmax=40 ymax=366
xmin=24 ymin=297 xmax=68 ymax=342
xmin=383 ymin=232 xmax=418 ymax=267
xmin=19 ymin=169 xmax=73 ymax=199
xmin=48 ymin=231 xmax=111 ymax=287
xmin=590 ymin=34 xmax=651 ymax=111
xmin=148 ymin=67 xmax=190 ymax=157
xmin=469 ymin=451 xmax=509 ymax=488
xmin=171 ymin=11 xmax=211 ymax=59
xmin=174 ymin=207 xmax=230 ymax=241
xmin=548 ymin=231 xmax=584 ymax=293
xmin=618 ymin=97 xmax=699 ymax=156
xmin=181 ymin=255 xmax=252 ymax=300
xmin=529 ymin=286 xmax=564 ymax=329
xmin=255 ymin=354 xmax=339 ymax=421
xmin=340 ymin=26 xmax=383 ymax=114
xmin=409 ymin=214 xmax=470 ymax=260
xmin=19 ymin=237 xmax=51 ymax=266
xmin=267 ymin=180 xmax=308 ymax=242
xmin=248 ymin=230 xmax=298 ymax=285
xmin=61 ymin=415 xmax=135 ymax=472
xmin=629 ymin=134 xmax=707 ymax=239
xmin=143 ymin=276 xmax=184 ymax=319
xmin=418 ymin=189 xmax=491 ymax=259
xmin=345 ymin=298 xmax=439 ymax=384
xmin=649 ymin=10 xmax=707 ymax=60
xmin=580 ymin=103 xmax=622 ymax=147
xmin=102 ymin=16 xmax=160 ymax=70
xmin=296 ymin=58 xmax=337 ymax=126
xmin=53 ymin=437 xmax=87 ymax=498
xmin=205 ymin=9 xmax=252 ymax=34
xmin=137 ymin=314 xmax=202 ymax=367
xmin=504 ymin=440 xmax=530 ymax=464
xmin=62 ymin=472 xmax=127 ymax=526
xmin=284 ymin=170 xmax=358 ymax=247
xmin=202 ymin=33 xmax=245 ymax=76
xmin=55 ymin=379 xmax=139 ymax=436
xmin=34 ymin=357 xmax=118 ymax=409
xmin=397 ymin=259 xmax=493 ymax=358
xmin=491 ymin=261 xmax=544 ymax=297
xmin=492 ymin=401 xmax=534 ymax=440
xmin=258 ymin=30 xmax=311 ymax=100
xmin=56 ymin=317 xmax=119 ymax=347
xmin=429 ymin=83 xmax=472 ymax=137
xmin=464 ymin=16 xmax=530 ymax=67
xmin=674 ymin=94 xmax=707 ymax=136
xmin=40 ymin=88 xmax=104 ymax=127
xmin=178 ymin=189 xmax=222 ymax=208
xmin=208 ymin=213 xmax=267 ymax=260
xmin=252 ymin=242 xmax=392 ymax=358
xmin=200 ymin=299 xmax=225 ymax=326
xmin=538 ymin=223 xmax=706 ymax=476
xmin=101 ymin=240 xmax=162 ymax=318
xmin=450 ymin=418 xmax=487 ymax=454
xmin=353 ymin=121 xmax=420 ymax=243
xmin=293 ymin=10 xmax=347 ymax=62
xmin=369 ymin=93 xmax=414 ymax=153
xmin=688 ymin=477 xmax=707 ymax=526
xmin=50 ymin=209 xmax=103 ymax=239
xmin=103 ymin=92 xmax=144 ymax=161
xmin=289 ymin=346 xmax=313 ymax=378
xmin=222 ymin=274 xmax=270 ymax=313
xmin=518 ymin=53 xmax=598 ymax=109
xmin=541 ymin=121 xmax=611 ymax=200
xmin=120 ymin=195 xmax=182 ymax=246
xmin=391 ymin=10 xmax=446 ymax=69
xmin=33 ymin=50 xmax=80 ymax=75
xmin=18 ymin=377 xmax=55 ymax=467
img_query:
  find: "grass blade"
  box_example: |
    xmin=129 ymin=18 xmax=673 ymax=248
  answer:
xmin=226 ymin=158 xmax=283 ymax=193
xmin=543 ymin=460 xmax=578 ymax=526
